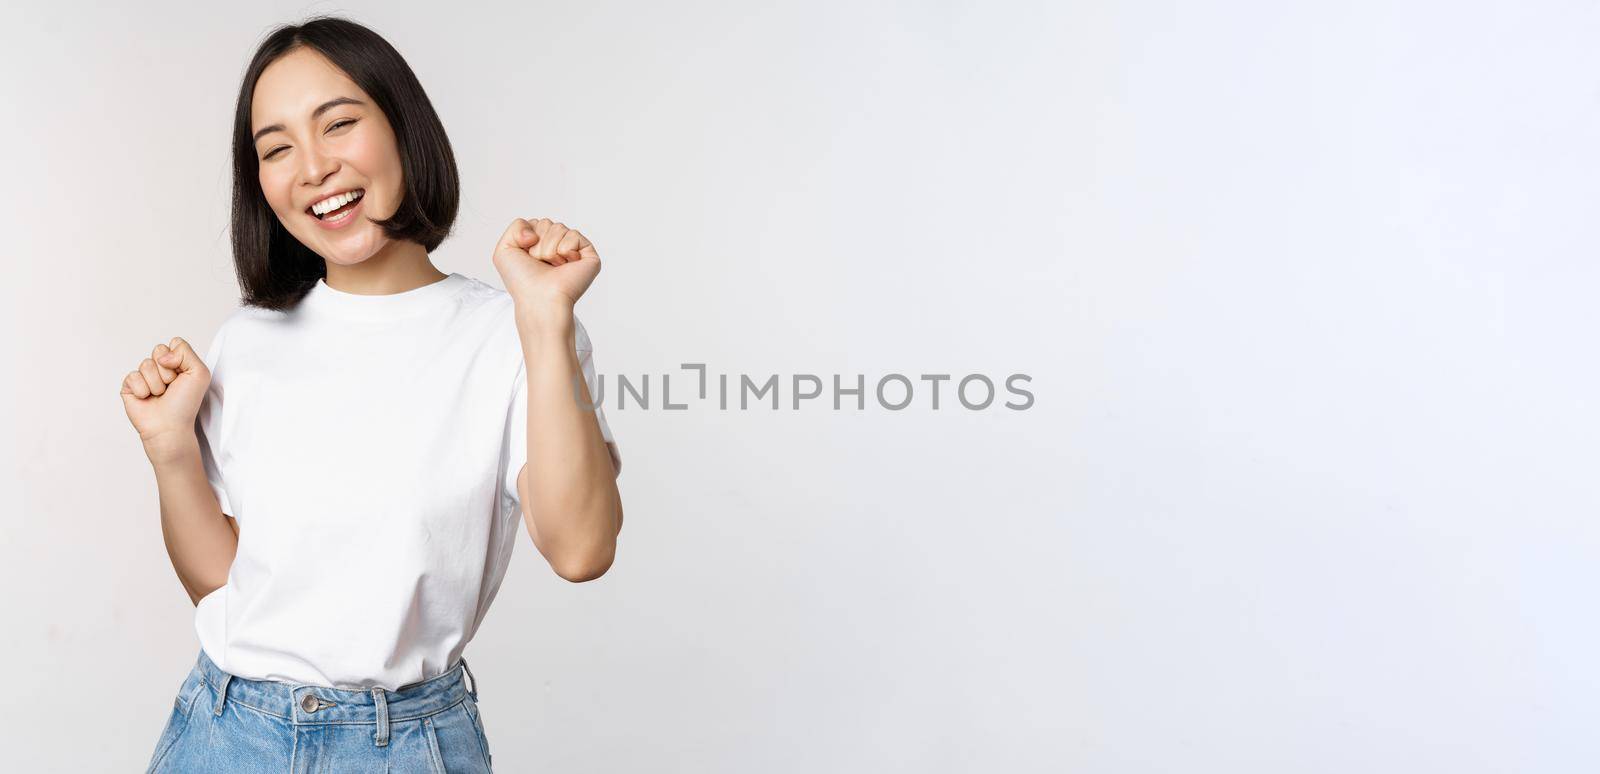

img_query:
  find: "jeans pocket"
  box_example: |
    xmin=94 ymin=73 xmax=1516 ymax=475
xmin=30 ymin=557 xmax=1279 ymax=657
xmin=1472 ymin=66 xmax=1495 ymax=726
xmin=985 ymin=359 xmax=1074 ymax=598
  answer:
xmin=463 ymin=697 xmax=493 ymax=770
xmin=144 ymin=701 xmax=193 ymax=773
xmin=146 ymin=665 xmax=206 ymax=773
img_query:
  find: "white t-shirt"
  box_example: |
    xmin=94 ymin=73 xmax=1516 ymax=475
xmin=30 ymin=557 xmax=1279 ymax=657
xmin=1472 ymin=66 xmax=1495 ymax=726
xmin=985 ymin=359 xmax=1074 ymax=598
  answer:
xmin=191 ymin=271 xmax=620 ymax=690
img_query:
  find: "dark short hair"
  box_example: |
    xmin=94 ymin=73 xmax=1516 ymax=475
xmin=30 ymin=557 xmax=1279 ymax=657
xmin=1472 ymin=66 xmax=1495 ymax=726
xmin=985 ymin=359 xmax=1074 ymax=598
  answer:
xmin=229 ymin=15 xmax=460 ymax=310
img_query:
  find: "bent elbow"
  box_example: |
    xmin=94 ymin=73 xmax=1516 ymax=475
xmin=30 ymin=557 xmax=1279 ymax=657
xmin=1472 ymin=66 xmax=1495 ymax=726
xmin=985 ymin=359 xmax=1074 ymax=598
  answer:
xmin=551 ymin=544 xmax=615 ymax=583
xmin=553 ymin=557 xmax=612 ymax=583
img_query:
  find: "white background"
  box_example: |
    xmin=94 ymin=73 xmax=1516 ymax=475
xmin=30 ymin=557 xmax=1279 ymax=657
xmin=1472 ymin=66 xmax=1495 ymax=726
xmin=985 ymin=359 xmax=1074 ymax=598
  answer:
xmin=3 ymin=1 xmax=1596 ymax=771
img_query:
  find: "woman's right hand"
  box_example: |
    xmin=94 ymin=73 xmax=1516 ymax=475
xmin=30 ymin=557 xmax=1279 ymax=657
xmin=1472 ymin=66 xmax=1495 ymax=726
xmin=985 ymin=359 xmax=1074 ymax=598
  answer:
xmin=121 ymin=337 xmax=212 ymax=461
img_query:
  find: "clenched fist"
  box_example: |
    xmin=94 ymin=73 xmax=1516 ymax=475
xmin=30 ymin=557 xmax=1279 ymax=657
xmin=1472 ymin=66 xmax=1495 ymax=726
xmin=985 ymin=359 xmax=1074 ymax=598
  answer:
xmin=491 ymin=217 xmax=602 ymax=314
xmin=121 ymin=337 xmax=210 ymax=460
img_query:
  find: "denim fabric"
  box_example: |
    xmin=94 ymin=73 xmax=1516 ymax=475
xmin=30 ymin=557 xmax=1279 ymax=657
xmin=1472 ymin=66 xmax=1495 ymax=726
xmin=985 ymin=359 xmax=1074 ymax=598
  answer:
xmin=145 ymin=648 xmax=493 ymax=773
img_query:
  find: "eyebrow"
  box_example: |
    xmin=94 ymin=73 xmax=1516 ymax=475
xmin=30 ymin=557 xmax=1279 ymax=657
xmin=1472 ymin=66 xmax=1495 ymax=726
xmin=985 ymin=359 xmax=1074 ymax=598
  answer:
xmin=252 ymin=97 xmax=366 ymax=144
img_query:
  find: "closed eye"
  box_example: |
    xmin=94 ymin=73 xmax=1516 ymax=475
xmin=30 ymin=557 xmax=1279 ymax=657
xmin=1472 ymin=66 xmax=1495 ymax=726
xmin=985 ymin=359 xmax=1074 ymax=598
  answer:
xmin=261 ymin=119 xmax=359 ymax=161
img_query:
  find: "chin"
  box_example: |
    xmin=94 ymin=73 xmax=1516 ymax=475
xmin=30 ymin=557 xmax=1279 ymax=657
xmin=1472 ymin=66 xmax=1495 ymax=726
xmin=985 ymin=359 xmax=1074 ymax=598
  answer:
xmin=306 ymin=224 xmax=389 ymax=265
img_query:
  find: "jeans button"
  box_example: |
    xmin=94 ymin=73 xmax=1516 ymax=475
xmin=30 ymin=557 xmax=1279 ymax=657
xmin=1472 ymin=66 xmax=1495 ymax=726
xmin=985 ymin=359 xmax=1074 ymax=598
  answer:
xmin=301 ymin=693 xmax=319 ymax=713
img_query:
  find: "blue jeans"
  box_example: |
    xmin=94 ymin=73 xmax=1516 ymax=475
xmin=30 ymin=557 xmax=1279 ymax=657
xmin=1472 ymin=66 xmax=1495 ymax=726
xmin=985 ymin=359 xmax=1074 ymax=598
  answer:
xmin=145 ymin=648 xmax=494 ymax=772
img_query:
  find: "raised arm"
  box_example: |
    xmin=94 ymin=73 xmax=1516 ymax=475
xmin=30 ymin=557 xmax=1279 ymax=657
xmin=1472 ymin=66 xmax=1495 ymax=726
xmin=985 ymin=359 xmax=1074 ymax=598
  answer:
xmin=493 ymin=217 xmax=624 ymax=582
xmin=122 ymin=336 xmax=238 ymax=605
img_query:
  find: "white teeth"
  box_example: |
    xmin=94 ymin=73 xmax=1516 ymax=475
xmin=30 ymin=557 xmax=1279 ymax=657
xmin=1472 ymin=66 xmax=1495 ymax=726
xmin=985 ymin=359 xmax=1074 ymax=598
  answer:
xmin=312 ymin=189 xmax=363 ymax=216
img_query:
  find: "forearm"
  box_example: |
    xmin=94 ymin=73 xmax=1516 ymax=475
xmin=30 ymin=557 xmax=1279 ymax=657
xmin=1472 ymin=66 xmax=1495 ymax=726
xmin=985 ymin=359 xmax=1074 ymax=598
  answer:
xmin=515 ymin=307 xmax=623 ymax=581
xmin=148 ymin=442 xmax=238 ymax=605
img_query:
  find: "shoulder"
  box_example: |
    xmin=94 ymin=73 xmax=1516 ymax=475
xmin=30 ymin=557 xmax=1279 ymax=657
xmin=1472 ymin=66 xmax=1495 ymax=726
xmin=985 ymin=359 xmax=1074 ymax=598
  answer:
xmin=217 ymin=304 xmax=281 ymax=333
xmin=202 ymin=305 xmax=280 ymax=366
xmin=450 ymin=273 xmax=512 ymax=311
xmin=451 ymin=274 xmax=598 ymax=353
xmin=215 ymin=297 xmax=302 ymax=333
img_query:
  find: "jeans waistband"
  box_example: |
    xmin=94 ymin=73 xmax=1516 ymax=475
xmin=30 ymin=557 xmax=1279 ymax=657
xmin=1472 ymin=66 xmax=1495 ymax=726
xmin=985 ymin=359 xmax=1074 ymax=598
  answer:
xmin=193 ymin=648 xmax=477 ymax=729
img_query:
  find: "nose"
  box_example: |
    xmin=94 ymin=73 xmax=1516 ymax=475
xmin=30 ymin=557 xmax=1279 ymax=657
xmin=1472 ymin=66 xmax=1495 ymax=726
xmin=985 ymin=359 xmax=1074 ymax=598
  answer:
xmin=298 ymin=144 xmax=339 ymax=190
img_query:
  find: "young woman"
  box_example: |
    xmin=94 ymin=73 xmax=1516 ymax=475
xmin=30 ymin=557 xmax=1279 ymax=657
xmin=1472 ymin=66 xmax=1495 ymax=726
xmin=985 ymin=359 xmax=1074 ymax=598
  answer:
xmin=119 ymin=16 xmax=624 ymax=773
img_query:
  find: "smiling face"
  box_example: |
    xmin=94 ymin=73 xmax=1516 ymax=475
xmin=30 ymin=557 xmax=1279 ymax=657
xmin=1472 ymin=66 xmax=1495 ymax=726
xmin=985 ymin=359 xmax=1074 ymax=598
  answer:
xmin=250 ymin=47 xmax=406 ymax=266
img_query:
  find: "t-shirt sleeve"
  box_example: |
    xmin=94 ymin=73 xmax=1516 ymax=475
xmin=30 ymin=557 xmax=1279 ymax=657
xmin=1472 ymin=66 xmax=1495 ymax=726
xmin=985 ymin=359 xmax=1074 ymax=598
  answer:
xmin=502 ymin=315 xmax=621 ymax=512
xmin=193 ymin=321 xmax=233 ymax=517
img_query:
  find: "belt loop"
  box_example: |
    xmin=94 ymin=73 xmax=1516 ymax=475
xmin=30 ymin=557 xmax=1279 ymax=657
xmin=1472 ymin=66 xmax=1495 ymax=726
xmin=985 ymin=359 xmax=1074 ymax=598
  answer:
xmin=372 ymin=687 xmax=390 ymax=747
xmin=213 ymin=673 xmax=233 ymax=716
xmin=461 ymin=657 xmax=479 ymax=700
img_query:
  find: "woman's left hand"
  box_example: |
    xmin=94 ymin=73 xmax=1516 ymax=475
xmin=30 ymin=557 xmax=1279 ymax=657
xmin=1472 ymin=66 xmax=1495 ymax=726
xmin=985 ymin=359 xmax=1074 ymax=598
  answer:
xmin=492 ymin=217 xmax=602 ymax=315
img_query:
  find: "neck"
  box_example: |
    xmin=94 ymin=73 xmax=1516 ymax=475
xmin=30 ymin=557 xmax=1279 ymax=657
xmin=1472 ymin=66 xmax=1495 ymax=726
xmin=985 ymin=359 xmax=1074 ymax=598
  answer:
xmin=322 ymin=239 xmax=447 ymax=295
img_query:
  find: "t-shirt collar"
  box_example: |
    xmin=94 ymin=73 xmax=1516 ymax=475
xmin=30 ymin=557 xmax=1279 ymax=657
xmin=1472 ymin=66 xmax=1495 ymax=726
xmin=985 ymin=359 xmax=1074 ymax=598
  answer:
xmin=298 ymin=272 xmax=470 ymax=321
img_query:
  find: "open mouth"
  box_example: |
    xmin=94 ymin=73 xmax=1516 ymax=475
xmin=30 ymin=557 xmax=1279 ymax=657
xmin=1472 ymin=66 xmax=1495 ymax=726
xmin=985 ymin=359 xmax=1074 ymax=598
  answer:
xmin=307 ymin=189 xmax=365 ymax=221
